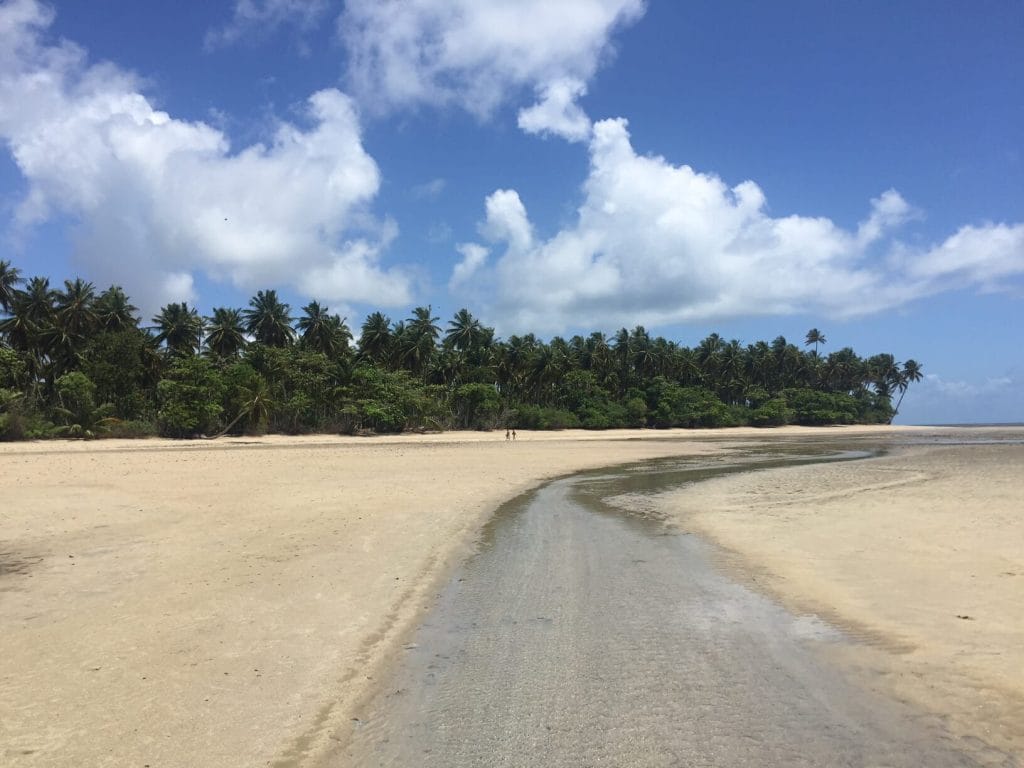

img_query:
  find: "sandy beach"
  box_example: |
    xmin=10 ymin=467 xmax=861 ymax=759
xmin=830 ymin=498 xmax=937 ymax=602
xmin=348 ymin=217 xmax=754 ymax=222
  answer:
xmin=1 ymin=426 xmax=1021 ymax=766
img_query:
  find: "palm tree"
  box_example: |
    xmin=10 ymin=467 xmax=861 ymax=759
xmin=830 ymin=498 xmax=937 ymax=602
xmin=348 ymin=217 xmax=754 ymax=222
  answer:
xmin=94 ymin=286 xmax=139 ymax=331
xmin=204 ymin=307 xmax=247 ymax=358
xmin=889 ymin=359 xmax=923 ymax=424
xmin=358 ymin=312 xmax=392 ymax=365
xmin=805 ymin=328 xmax=826 ymax=356
xmin=14 ymin=276 xmax=56 ymax=328
xmin=444 ymin=308 xmax=482 ymax=353
xmin=0 ymin=277 xmax=55 ymax=365
xmin=867 ymin=353 xmax=901 ymax=399
xmin=207 ymin=375 xmax=275 ymax=438
xmin=298 ymin=301 xmax=350 ymax=357
xmin=243 ymin=289 xmax=294 ymax=347
xmin=152 ymin=302 xmax=204 ymax=356
xmin=54 ymin=278 xmax=98 ymax=339
xmin=0 ymin=260 xmax=23 ymax=313
xmin=402 ymin=306 xmax=440 ymax=377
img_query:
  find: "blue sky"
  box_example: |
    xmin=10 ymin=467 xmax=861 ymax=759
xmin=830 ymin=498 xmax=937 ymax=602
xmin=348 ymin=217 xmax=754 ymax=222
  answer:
xmin=0 ymin=0 xmax=1021 ymax=424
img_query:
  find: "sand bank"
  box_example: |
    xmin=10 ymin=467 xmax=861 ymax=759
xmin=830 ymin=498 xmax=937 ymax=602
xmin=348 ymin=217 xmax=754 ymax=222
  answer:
xmin=658 ymin=435 xmax=1024 ymax=758
xmin=0 ymin=425 xmax=1015 ymax=766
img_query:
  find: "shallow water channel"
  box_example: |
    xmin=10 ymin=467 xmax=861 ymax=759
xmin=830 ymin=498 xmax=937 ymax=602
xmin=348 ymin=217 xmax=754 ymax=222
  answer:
xmin=338 ymin=448 xmax=993 ymax=767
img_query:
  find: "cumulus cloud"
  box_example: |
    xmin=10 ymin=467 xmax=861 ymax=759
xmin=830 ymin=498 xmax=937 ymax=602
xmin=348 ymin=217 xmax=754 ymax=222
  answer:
xmin=449 ymin=243 xmax=488 ymax=289
xmin=206 ymin=0 xmax=331 ymax=49
xmin=902 ymin=222 xmax=1024 ymax=288
xmin=340 ymin=0 xmax=644 ymax=125
xmin=518 ymin=77 xmax=593 ymax=142
xmin=452 ymin=118 xmax=1024 ymax=333
xmin=0 ymin=0 xmax=411 ymax=313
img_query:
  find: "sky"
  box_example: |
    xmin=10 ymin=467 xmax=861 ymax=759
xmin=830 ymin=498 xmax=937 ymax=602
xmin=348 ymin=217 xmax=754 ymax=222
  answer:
xmin=0 ymin=0 xmax=1021 ymax=424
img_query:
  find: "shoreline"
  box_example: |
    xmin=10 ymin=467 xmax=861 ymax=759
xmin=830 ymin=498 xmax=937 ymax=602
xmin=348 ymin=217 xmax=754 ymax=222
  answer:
xmin=1 ymin=425 xmax=1018 ymax=766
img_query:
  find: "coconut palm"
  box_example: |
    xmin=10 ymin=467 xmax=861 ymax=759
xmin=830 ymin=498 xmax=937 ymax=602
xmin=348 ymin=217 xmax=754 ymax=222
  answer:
xmin=0 ymin=277 xmax=55 ymax=353
xmin=889 ymin=359 xmax=924 ymax=423
xmin=152 ymin=302 xmax=204 ymax=356
xmin=243 ymin=289 xmax=294 ymax=347
xmin=94 ymin=286 xmax=139 ymax=331
xmin=402 ymin=306 xmax=440 ymax=377
xmin=358 ymin=311 xmax=392 ymax=365
xmin=298 ymin=301 xmax=350 ymax=357
xmin=0 ymin=260 xmax=23 ymax=313
xmin=207 ymin=375 xmax=275 ymax=438
xmin=867 ymin=353 xmax=901 ymax=399
xmin=804 ymin=328 xmax=826 ymax=356
xmin=444 ymin=308 xmax=482 ymax=353
xmin=54 ymin=278 xmax=98 ymax=340
xmin=204 ymin=307 xmax=247 ymax=358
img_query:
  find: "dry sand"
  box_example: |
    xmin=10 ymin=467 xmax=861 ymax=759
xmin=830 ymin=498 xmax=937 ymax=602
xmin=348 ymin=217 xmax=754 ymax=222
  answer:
xmin=658 ymin=436 xmax=1024 ymax=758
xmin=0 ymin=425 xmax=1019 ymax=766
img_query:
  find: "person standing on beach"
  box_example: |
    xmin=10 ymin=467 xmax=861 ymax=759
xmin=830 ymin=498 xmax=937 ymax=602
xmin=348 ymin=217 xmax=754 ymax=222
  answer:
xmin=505 ymin=428 xmax=511 ymax=441
xmin=512 ymin=429 xmax=517 ymax=440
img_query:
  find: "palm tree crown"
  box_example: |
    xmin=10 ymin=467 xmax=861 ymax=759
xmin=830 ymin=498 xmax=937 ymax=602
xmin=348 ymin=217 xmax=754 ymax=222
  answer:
xmin=298 ymin=301 xmax=350 ymax=357
xmin=205 ymin=307 xmax=247 ymax=358
xmin=152 ymin=302 xmax=204 ymax=356
xmin=0 ymin=259 xmax=23 ymax=313
xmin=94 ymin=286 xmax=139 ymax=331
xmin=244 ymin=290 xmax=295 ymax=347
xmin=805 ymin=328 xmax=826 ymax=355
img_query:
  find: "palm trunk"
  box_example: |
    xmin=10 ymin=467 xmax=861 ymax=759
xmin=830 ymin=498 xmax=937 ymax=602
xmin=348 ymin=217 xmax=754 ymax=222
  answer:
xmin=203 ymin=408 xmax=247 ymax=440
xmin=888 ymin=388 xmax=907 ymax=425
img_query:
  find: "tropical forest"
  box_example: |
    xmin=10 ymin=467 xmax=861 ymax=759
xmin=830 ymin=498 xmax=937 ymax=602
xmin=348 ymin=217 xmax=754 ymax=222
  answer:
xmin=0 ymin=260 xmax=923 ymax=440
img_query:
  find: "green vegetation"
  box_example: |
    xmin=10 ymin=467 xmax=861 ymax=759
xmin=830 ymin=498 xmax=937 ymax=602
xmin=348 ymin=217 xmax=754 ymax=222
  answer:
xmin=0 ymin=259 xmax=923 ymax=439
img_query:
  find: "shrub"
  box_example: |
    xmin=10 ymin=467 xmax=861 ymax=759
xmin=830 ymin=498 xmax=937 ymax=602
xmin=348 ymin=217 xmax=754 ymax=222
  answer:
xmin=514 ymin=404 xmax=580 ymax=430
xmin=156 ymin=357 xmax=225 ymax=437
xmin=750 ymin=398 xmax=794 ymax=427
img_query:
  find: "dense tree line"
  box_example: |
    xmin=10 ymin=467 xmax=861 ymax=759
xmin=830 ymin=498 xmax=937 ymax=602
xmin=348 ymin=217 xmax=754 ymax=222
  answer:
xmin=0 ymin=260 xmax=922 ymax=439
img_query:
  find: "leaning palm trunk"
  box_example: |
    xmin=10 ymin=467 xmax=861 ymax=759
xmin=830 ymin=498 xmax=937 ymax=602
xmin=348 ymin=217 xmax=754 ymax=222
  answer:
xmin=888 ymin=387 xmax=908 ymax=424
xmin=202 ymin=409 xmax=248 ymax=440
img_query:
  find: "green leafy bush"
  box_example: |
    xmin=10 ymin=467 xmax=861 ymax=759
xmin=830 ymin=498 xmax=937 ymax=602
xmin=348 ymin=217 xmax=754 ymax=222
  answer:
xmin=156 ymin=358 xmax=224 ymax=437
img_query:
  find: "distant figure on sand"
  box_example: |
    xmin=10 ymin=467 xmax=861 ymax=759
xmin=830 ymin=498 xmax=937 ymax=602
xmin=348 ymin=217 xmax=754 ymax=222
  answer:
xmin=505 ymin=429 xmax=510 ymax=441
xmin=512 ymin=429 xmax=517 ymax=441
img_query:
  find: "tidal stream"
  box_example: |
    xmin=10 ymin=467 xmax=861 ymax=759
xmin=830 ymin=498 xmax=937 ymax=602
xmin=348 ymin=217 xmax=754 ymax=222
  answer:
xmin=337 ymin=448 xmax=997 ymax=767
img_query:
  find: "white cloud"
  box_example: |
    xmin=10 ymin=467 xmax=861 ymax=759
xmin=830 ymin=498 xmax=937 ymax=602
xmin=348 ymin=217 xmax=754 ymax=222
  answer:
xmin=449 ymin=243 xmax=488 ymax=289
xmin=903 ymin=222 xmax=1024 ymax=288
xmin=340 ymin=0 xmax=645 ymax=122
xmin=0 ymin=0 xmax=411 ymax=313
xmin=856 ymin=189 xmax=915 ymax=247
xmin=452 ymin=118 xmax=1024 ymax=333
xmin=518 ymin=77 xmax=593 ymax=142
xmin=206 ymin=0 xmax=331 ymax=49
xmin=411 ymin=177 xmax=446 ymax=200
xmin=481 ymin=189 xmax=533 ymax=252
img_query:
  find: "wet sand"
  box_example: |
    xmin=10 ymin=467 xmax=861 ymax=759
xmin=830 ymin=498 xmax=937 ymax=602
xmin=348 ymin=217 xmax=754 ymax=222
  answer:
xmin=339 ymin=457 xmax=1005 ymax=767
xmin=1 ymin=426 xmax=1020 ymax=766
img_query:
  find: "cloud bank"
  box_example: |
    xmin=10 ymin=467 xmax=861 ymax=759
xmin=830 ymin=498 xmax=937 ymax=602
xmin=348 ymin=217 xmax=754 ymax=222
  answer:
xmin=0 ymin=0 xmax=410 ymax=313
xmin=452 ymin=118 xmax=1024 ymax=332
